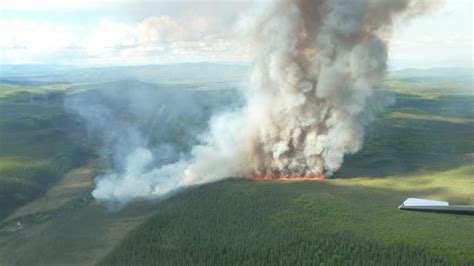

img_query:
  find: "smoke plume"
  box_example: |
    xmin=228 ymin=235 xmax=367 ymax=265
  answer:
xmin=71 ymin=0 xmax=434 ymax=207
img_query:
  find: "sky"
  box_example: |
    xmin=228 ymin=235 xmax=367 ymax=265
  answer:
xmin=0 ymin=0 xmax=472 ymax=69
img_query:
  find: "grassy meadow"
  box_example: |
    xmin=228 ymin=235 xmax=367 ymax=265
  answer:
xmin=0 ymin=65 xmax=472 ymax=265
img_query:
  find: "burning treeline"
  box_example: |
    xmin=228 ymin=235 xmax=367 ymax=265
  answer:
xmin=86 ymin=0 xmax=435 ymax=205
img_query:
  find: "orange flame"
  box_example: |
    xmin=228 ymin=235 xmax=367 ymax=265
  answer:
xmin=248 ymin=175 xmax=325 ymax=181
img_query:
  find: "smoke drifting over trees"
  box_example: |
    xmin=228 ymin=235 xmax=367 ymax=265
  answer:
xmin=69 ymin=0 xmax=435 ymax=206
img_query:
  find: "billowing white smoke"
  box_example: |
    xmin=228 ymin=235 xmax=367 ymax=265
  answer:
xmin=81 ymin=0 xmax=434 ymax=207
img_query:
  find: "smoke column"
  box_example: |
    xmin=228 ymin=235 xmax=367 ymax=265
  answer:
xmin=83 ymin=0 xmax=434 ymax=206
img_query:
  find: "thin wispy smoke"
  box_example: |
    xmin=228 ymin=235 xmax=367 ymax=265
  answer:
xmin=70 ymin=0 xmax=435 ymax=207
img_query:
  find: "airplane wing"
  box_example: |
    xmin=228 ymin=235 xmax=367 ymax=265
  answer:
xmin=399 ymin=198 xmax=474 ymax=215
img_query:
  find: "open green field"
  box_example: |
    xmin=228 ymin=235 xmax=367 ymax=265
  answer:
xmin=0 ymin=65 xmax=472 ymax=265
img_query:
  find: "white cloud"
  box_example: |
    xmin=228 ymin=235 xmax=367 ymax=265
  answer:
xmin=0 ymin=0 xmax=252 ymax=11
xmin=80 ymin=15 xmax=245 ymax=64
xmin=0 ymin=0 xmax=139 ymax=11
xmin=137 ymin=16 xmax=184 ymax=46
xmin=0 ymin=0 xmax=86 ymax=11
xmin=189 ymin=15 xmax=210 ymax=33
xmin=0 ymin=1 xmax=251 ymax=65
xmin=0 ymin=19 xmax=75 ymax=50
xmin=389 ymin=0 xmax=472 ymax=64
xmin=82 ymin=20 xmax=137 ymax=55
xmin=0 ymin=0 xmax=470 ymax=67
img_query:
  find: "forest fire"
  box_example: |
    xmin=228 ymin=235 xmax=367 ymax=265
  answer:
xmin=248 ymin=175 xmax=325 ymax=181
